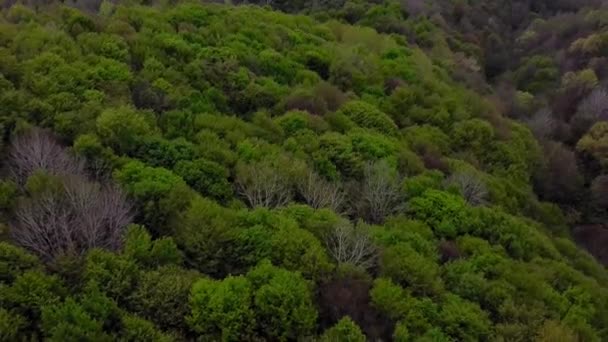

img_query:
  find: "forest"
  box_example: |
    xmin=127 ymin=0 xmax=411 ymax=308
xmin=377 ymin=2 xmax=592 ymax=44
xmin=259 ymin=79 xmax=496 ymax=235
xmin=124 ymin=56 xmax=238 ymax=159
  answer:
xmin=1 ymin=0 xmax=608 ymax=341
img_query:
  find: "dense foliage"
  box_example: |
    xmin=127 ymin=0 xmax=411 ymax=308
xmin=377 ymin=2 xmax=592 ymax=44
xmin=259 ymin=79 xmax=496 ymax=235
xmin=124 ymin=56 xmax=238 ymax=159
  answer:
xmin=0 ymin=1 xmax=608 ymax=341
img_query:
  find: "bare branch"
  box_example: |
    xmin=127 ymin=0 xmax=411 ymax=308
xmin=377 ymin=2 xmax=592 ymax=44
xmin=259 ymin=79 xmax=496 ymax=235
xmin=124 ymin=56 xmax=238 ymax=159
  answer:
xmin=355 ymin=161 xmax=403 ymax=224
xmin=7 ymin=129 xmax=133 ymax=261
xmin=526 ymin=108 xmax=556 ymax=139
xmin=8 ymin=128 xmax=85 ymax=184
xmin=296 ymin=170 xmax=345 ymax=212
xmin=445 ymin=172 xmax=488 ymax=206
xmin=325 ymin=220 xmax=377 ymax=270
xmin=11 ymin=177 xmax=133 ymax=261
xmin=235 ymin=161 xmax=292 ymax=208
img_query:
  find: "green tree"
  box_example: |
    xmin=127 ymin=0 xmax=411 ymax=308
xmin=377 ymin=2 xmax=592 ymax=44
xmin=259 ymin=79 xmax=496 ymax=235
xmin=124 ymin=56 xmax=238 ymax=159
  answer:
xmin=320 ymin=316 xmax=366 ymax=342
xmin=188 ymin=276 xmax=256 ymax=341
xmin=247 ymin=261 xmax=317 ymax=341
xmin=0 ymin=242 xmax=41 ymax=284
xmin=114 ymin=161 xmax=193 ymax=235
xmin=96 ymin=107 xmax=153 ymax=154
xmin=174 ymin=158 xmax=232 ymax=202
xmin=129 ymin=266 xmax=199 ymax=331
xmin=83 ymin=249 xmax=139 ymax=301
xmin=41 ymin=298 xmax=112 ymax=342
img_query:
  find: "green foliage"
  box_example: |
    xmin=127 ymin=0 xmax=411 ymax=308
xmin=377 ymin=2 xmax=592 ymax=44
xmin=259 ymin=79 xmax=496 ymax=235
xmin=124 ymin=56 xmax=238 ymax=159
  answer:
xmin=338 ymin=100 xmax=397 ymax=135
xmin=119 ymin=313 xmax=173 ymax=342
xmin=83 ymin=249 xmax=138 ymax=301
xmin=174 ymin=158 xmax=232 ymax=201
xmin=2 ymin=270 xmax=67 ymax=318
xmin=96 ymin=107 xmax=154 ymax=154
xmin=129 ymin=265 xmax=199 ymax=331
xmin=0 ymin=243 xmax=40 ymax=284
xmin=174 ymin=197 xmax=239 ymax=276
xmin=407 ymin=190 xmax=471 ymax=239
xmin=188 ymin=276 xmax=256 ymax=341
xmin=0 ymin=180 xmax=18 ymax=211
xmin=320 ymin=316 xmax=366 ymax=342
xmin=114 ymin=161 xmax=193 ymax=235
xmin=380 ymin=243 xmax=443 ymax=296
xmin=0 ymin=308 xmax=27 ymax=341
xmin=577 ymin=121 xmax=608 ymax=168
xmin=439 ymin=294 xmax=492 ymax=341
xmin=41 ymin=297 xmax=112 ymax=342
xmin=247 ymin=261 xmax=317 ymax=340
xmin=123 ymin=225 xmax=182 ymax=268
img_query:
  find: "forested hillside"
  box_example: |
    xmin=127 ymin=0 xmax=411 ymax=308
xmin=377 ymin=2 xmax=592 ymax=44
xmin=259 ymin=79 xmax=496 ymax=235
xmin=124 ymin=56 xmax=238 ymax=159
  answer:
xmin=1 ymin=1 xmax=608 ymax=341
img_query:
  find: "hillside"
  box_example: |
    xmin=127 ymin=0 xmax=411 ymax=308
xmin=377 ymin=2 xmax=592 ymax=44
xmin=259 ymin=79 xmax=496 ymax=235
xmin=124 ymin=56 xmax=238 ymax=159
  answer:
xmin=0 ymin=1 xmax=608 ymax=341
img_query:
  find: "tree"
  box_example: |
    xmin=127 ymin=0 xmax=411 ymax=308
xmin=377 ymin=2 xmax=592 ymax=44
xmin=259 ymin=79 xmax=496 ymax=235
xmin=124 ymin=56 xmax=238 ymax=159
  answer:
xmin=11 ymin=173 xmax=133 ymax=261
xmin=439 ymin=294 xmax=492 ymax=341
xmin=534 ymin=141 xmax=583 ymax=204
xmin=526 ymin=108 xmax=556 ymax=139
xmin=188 ymin=276 xmax=256 ymax=341
xmin=355 ymin=161 xmax=403 ymax=224
xmin=83 ymin=249 xmax=139 ymax=301
xmin=577 ymin=121 xmax=608 ymax=168
xmin=571 ymin=87 xmax=608 ymax=139
xmin=325 ymin=220 xmax=377 ymax=270
xmin=236 ymin=160 xmax=293 ymax=208
xmin=2 ymin=270 xmax=67 ymax=323
xmin=119 ymin=313 xmax=173 ymax=342
xmin=445 ymin=172 xmax=488 ymax=206
xmin=247 ymin=261 xmax=317 ymax=340
xmin=8 ymin=128 xmax=84 ymax=184
xmin=96 ymin=106 xmax=153 ymax=154
xmin=41 ymin=298 xmax=111 ymax=342
xmin=338 ymin=101 xmax=397 ymax=135
xmin=0 ymin=308 xmax=27 ymax=341
xmin=379 ymin=243 xmax=442 ymax=296
xmin=128 ymin=266 xmax=199 ymax=331
xmin=174 ymin=158 xmax=232 ymax=202
xmin=122 ymin=225 xmax=182 ymax=268
xmin=0 ymin=242 xmax=40 ymax=284
xmin=320 ymin=316 xmax=366 ymax=342
xmin=114 ymin=161 xmax=193 ymax=235
xmin=536 ymin=320 xmax=578 ymax=342
xmin=296 ymin=169 xmax=345 ymax=212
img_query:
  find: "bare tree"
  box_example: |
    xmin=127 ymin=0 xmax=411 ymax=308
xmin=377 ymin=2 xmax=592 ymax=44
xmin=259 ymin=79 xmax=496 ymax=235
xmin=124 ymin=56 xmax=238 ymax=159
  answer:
xmin=355 ymin=161 xmax=403 ymax=224
xmin=445 ymin=172 xmax=488 ymax=206
xmin=235 ymin=161 xmax=292 ymax=208
xmin=11 ymin=176 xmax=133 ymax=261
xmin=8 ymin=129 xmax=133 ymax=261
xmin=296 ymin=170 xmax=345 ymax=212
xmin=526 ymin=108 xmax=556 ymax=139
xmin=571 ymin=87 xmax=608 ymax=138
xmin=325 ymin=220 xmax=377 ymax=270
xmin=8 ymin=128 xmax=84 ymax=184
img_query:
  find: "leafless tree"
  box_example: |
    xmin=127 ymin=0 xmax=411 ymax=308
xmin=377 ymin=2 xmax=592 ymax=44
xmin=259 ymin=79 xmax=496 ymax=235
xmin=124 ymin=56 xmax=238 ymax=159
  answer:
xmin=577 ymin=87 xmax=608 ymax=121
xmin=445 ymin=172 xmax=488 ymax=206
xmin=235 ymin=161 xmax=292 ymax=208
xmin=325 ymin=220 xmax=377 ymax=270
xmin=355 ymin=161 xmax=403 ymax=224
xmin=296 ymin=170 xmax=345 ymax=212
xmin=571 ymin=87 xmax=608 ymax=138
xmin=8 ymin=128 xmax=85 ymax=184
xmin=11 ymin=176 xmax=133 ymax=261
xmin=8 ymin=129 xmax=133 ymax=261
xmin=526 ymin=108 xmax=556 ymax=140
